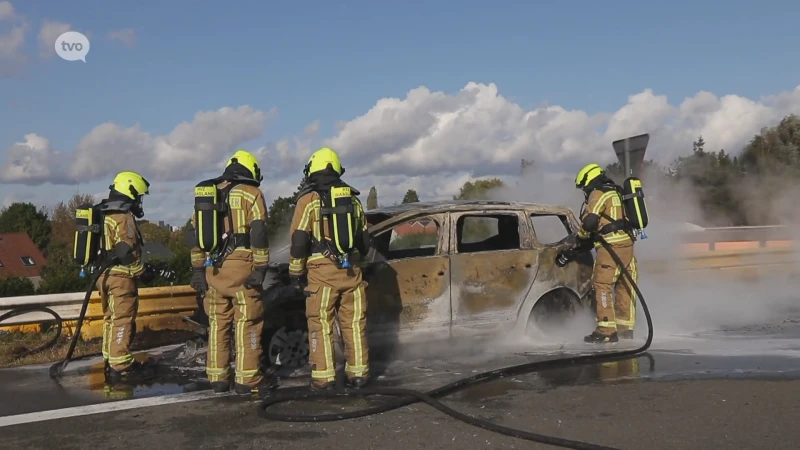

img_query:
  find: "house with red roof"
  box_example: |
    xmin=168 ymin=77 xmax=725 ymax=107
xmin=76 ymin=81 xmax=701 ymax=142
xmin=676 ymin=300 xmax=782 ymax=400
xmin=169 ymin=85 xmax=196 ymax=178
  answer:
xmin=393 ymin=219 xmax=438 ymax=237
xmin=0 ymin=233 xmax=48 ymax=288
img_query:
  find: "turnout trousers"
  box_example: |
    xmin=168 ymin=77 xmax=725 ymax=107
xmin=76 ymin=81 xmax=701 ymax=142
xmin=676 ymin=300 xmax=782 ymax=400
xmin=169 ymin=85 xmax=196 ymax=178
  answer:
xmin=203 ymin=255 xmax=265 ymax=387
xmin=97 ymin=273 xmax=139 ymax=371
xmin=305 ymin=257 xmax=369 ymax=388
xmin=592 ymin=242 xmax=638 ymax=335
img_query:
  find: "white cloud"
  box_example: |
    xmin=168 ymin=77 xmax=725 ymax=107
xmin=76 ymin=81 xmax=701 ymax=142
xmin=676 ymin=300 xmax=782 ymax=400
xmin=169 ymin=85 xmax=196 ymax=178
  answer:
xmin=304 ymin=120 xmax=320 ymax=137
xmin=0 ymin=1 xmax=28 ymax=75
xmin=0 ymin=133 xmax=70 ymax=185
xmin=322 ymin=83 xmax=800 ymax=182
xmin=0 ymin=21 xmax=25 ymax=58
xmin=0 ymin=105 xmax=278 ymax=185
xmin=38 ymin=20 xmax=71 ymax=58
xmin=0 ymin=1 xmax=16 ymax=21
xmin=3 ymin=83 xmax=800 ymax=222
xmin=106 ymin=28 xmax=135 ymax=48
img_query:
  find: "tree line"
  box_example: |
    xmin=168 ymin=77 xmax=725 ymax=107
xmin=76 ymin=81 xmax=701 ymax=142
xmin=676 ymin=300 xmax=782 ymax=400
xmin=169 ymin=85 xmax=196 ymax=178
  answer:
xmin=1 ymin=114 xmax=797 ymax=296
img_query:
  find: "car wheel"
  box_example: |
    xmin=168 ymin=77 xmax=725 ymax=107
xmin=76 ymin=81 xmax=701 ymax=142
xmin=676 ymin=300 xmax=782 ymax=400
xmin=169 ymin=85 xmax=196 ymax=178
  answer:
xmin=263 ymin=312 xmax=345 ymax=369
xmin=267 ymin=324 xmax=310 ymax=368
xmin=527 ymin=288 xmax=588 ymax=337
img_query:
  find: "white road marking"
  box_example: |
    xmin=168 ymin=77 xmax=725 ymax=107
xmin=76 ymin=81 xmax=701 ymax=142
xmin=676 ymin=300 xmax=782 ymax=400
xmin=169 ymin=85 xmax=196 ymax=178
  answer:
xmin=0 ymin=390 xmax=231 ymax=428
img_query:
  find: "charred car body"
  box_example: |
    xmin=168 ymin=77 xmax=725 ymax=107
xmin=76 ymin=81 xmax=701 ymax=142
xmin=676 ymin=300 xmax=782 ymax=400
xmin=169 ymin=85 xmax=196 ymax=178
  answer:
xmin=260 ymin=200 xmax=595 ymax=369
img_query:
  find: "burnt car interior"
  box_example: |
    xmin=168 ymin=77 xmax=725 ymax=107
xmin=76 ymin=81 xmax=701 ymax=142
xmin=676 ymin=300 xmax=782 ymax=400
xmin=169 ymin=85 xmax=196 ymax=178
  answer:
xmin=456 ymin=214 xmax=520 ymax=253
xmin=363 ymin=210 xmax=575 ymax=263
xmin=370 ymin=216 xmax=441 ymax=261
xmin=529 ymin=213 xmax=573 ymax=245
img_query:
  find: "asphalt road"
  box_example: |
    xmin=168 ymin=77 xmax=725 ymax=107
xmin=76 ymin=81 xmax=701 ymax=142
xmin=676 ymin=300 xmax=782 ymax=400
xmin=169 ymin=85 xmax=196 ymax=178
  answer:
xmin=1 ymin=376 xmax=798 ymax=449
xmin=2 ymin=276 xmax=800 ymax=450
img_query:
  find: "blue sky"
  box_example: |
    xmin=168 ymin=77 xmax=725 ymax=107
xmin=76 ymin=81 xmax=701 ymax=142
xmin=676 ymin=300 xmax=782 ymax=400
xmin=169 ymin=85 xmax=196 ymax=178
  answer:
xmin=2 ymin=0 xmax=800 ymax=225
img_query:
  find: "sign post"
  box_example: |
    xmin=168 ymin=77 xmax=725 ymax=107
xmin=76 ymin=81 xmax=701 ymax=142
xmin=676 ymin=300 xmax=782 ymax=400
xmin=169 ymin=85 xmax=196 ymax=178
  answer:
xmin=612 ymin=133 xmax=649 ymax=178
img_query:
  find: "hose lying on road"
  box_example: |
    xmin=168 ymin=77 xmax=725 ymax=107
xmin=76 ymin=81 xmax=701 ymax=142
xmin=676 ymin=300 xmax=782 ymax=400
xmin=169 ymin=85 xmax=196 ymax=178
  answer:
xmin=258 ymin=237 xmax=652 ymax=450
xmin=0 ymin=306 xmax=63 ymax=360
xmin=0 ymin=259 xmax=114 ymax=376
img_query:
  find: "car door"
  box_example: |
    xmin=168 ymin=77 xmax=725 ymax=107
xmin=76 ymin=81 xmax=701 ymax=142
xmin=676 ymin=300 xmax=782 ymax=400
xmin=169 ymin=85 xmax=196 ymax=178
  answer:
xmin=361 ymin=212 xmax=452 ymax=346
xmin=448 ymin=210 xmax=539 ymax=336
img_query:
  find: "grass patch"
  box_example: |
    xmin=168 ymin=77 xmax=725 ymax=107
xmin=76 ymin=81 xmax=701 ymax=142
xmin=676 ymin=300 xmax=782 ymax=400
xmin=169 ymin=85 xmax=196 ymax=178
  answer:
xmin=0 ymin=328 xmax=201 ymax=369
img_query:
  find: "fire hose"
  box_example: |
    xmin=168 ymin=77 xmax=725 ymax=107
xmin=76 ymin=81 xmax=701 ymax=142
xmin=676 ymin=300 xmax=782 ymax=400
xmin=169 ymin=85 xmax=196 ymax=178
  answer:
xmin=0 ymin=259 xmax=177 ymax=378
xmin=257 ymin=236 xmax=652 ymax=450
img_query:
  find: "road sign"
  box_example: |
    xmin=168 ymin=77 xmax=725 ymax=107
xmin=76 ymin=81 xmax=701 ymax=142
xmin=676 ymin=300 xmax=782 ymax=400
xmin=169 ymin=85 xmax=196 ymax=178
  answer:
xmin=612 ymin=133 xmax=649 ymax=178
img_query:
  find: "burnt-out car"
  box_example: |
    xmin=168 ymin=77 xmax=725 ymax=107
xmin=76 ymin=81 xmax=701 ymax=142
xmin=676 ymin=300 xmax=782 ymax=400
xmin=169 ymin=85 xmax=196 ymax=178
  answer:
xmin=260 ymin=200 xmax=595 ymax=369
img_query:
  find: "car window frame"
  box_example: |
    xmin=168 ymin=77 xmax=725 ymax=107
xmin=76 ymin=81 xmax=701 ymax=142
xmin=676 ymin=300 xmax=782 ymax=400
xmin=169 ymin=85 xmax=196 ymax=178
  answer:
xmin=447 ymin=209 xmax=531 ymax=255
xmin=366 ymin=212 xmax=450 ymax=262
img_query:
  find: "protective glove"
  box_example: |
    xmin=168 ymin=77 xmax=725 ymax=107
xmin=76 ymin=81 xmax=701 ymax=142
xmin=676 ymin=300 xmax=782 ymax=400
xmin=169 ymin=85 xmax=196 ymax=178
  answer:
xmin=190 ymin=268 xmax=207 ymax=293
xmin=575 ymin=235 xmax=595 ymax=252
xmin=138 ymin=264 xmax=157 ymax=283
xmin=243 ymin=267 xmax=268 ymax=290
xmin=555 ymin=250 xmax=574 ymax=268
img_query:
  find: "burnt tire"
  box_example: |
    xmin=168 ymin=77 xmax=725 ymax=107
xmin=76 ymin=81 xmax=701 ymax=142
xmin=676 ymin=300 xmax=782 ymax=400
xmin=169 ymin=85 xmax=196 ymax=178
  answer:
xmin=527 ymin=289 xmax=588 ymax=337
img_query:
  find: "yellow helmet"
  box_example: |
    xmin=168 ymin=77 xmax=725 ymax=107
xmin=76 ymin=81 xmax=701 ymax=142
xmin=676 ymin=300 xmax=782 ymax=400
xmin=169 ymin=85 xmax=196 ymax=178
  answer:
xmin=575 ymin=163 xmax=603 ymax=189
xmin=227 ymin=149 xmax=263 ymax=182
xmin=110 ymin=171 xmax=150 ymax=200
xmin=304 ymin=147 xmax=344 ymax=177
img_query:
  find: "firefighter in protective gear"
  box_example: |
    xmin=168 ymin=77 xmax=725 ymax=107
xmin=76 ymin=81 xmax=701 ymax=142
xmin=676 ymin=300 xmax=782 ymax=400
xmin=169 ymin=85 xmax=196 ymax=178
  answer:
xmin=574 ymin=163 xmax=638 ymax=343
xmin=188 ymin=149 xmax=274 ymax=396
xmin=289 ymin=147 xmax=371 ymax=390
xmin=96 ymin=171 xmax=158 ymax=382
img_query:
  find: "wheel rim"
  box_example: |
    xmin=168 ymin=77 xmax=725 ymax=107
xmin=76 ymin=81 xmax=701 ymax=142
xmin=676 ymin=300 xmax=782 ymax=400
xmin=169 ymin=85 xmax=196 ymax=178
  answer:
xmin=268 ymin=326 xmax=309 ymax=368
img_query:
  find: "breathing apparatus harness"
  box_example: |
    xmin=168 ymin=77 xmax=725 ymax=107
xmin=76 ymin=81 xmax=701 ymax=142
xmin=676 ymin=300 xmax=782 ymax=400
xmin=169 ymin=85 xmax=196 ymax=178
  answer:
xmin=257 ymin=229 xmax=653 ymax=449
xmin=193 ymin=170 xmax=261 ymax=268
xmin=578 ymin=174 xmax=650 ymax=245
xmin=296 ymin=171 xmax=362 ymax=270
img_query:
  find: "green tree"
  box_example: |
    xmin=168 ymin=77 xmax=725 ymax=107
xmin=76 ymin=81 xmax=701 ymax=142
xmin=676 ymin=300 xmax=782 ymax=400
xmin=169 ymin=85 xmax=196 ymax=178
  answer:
xmin=139 ymin=221 xmax=172 ymax=246
xmin=671 ymin=137 xmax=745 ymax=226
xmin=402 ymin=189 xmax=420 ymax=204
xmin=265 ymin=179 xmax=306 ymax=241
xmin=36 ymin=241 xmax=87 ymax=294
xmin=367 ymin=186 xmax=378 ymax=210
xmin=453 ymin=178 xmax=506 ymax=200
xmin=266 ymin=195 xmax=295 ymax=240
xmin=739 ymin=114 xmax=800 ymax=176
xmin=0 ymin=276 xmax=36 ymax=297
xmin=0 ymin=202 xmax=51 ymax=249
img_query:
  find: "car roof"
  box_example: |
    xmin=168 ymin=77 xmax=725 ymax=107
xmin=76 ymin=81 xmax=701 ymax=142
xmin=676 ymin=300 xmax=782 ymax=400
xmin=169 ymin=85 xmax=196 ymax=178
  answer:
xmin=365 ymin=200 xmax=573 ymax=218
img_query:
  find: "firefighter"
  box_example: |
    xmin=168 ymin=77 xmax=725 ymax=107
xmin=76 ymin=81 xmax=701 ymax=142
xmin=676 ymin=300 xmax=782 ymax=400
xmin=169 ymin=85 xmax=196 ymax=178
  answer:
xmin=574 ymin=163 xmax=638 ymax=343
xmin=288 ymin=147 xmax=371 ymax=390
xmin=95 ymin=171 xmax=158 ymax=382
xmin=188 ymin=149 xmax=274 ymax=396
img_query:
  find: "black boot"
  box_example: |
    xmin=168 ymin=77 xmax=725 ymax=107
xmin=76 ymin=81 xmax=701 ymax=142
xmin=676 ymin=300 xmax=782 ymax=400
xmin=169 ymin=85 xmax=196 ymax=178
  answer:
xmin=211 ymin=381 xmax=229 ymax=393
xmin=584 ymin=331 xmax=619 ymax=343
xmin=309 ymin=381 xmax=335 ymax=392
xmin=346 ymin=377 xmax=369 ymax=389
xmin=234 ymin=377 xmax=277 ymax=398
xmin=105 ymin=358 xmax=157 ymax=383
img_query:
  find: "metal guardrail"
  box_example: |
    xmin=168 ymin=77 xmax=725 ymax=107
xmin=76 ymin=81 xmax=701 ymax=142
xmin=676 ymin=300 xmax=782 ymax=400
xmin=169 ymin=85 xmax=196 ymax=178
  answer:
xmin=0 ymin=285 xmax=198 ymax=329
xmin=0 ymin=226 xmax=797 ymax=331
xmin=679 ymin=225 xmax=796 ymax=249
